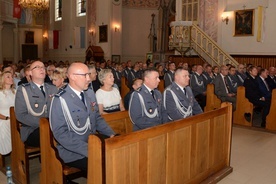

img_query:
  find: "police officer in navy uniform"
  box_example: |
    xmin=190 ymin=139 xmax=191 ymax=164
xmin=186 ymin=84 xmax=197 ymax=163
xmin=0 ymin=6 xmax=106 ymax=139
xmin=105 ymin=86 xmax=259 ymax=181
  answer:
xmin=163 ymin=67 xmax=203 ymax=121
xmin=15 ymin=60 xmax=58 ymax=147
xmin=129 ymin=68 xmax=168 ymax=131
xmin=50 ymin=62 xmax=115 ymax=172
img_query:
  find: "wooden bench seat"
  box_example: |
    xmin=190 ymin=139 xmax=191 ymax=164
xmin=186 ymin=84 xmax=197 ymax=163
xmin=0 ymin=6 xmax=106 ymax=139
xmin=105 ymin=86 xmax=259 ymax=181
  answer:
xmin=101 ymin=110 xmax=132 ymax=134
xmin=204 ymin=84 xmax=222 ymax=112
xmin=120 ymin=76 xmax=129 ymax=99
xmin=158 ymin=79 xmax=165 ymax=93
xmin=88 ymin=103 xmax=233 ymax=184
xmin=233 ymin=86 xmax=253 ymax=126
xmin=39 ymin=118 xmax=81 ymax=184
xmin=266 ymin=89 xmax=276 ymax=131
xmin=39 ymin=110 xmax=133 ymax=183
xmin=10 ymin=106 xmax=41 ymax=184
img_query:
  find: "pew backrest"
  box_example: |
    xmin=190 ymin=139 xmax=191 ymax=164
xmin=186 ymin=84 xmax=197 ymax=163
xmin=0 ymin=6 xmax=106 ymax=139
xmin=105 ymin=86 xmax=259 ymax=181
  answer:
xmin=266 ymin=89 xmax=276 ymax=131
xmin=39 ymin=118 xmax=81 ymax=184
xmin=10 ymin=106 xmax=40 ymax=184
xmin=233 ymin=86 xmax=253 ymax=126
xmin=101 ymin=110 xmax=132 ymax=135
xmin=120 ymin=77 xmax=129 ymax=99
xmin=88 ymin=103 xmax=233 ymax=184
xmin=204 ymin=83 xmax=222 ymax=112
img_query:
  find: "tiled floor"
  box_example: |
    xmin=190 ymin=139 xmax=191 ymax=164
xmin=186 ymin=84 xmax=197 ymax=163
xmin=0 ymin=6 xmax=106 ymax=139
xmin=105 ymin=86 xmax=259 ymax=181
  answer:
xmin=218 ymin=126 xmax=276 ymax=184
xmin=1 ymin=126 xmax=276 ymax=184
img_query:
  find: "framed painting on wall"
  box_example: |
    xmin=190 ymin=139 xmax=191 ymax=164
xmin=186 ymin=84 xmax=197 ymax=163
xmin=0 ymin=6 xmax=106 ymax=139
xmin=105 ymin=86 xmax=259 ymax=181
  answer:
xmin=99 ymin=25 xmax=108 ymax=42
xmin=25 ymin=31 xmax=34 ymax=44
xmin=112 ymin=55 xmax=120 ymax=63
xmin=234 ymin=9 xmax=254 ymax=36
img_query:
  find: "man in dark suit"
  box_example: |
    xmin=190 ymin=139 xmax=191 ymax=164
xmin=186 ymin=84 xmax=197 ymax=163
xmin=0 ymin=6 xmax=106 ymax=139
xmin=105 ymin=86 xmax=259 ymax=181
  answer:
xmin=50 ymin=62 xmax=115 ymax=172
xmin=244 ymin=66 xmax=271 ymax=127
xmin=213 ymin=65 xmax=236 ymax=110
xmin=129 ymin=69 xmax=168 ymax=131
xmin=257 ymin=68 xmax=272 ymax=100
xmin=266 ymin=66 xmax=276 ymax=90
xmin=163 ymin=67 xmax=202 ymax=121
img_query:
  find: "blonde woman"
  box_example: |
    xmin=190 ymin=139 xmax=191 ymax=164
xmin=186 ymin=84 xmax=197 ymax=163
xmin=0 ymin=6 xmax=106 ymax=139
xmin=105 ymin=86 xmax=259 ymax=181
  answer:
xmin=51 ymin=70 xmax=67 ymax=89
xmin=0 ymin=71 xmax=15 ymax=155
xmin=96 ymin=69 xmax=125 ymax=114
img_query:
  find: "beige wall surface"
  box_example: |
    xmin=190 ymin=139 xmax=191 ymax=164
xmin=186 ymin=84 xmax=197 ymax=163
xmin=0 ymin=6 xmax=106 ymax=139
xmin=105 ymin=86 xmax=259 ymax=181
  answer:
xmin=218 ymin=0 xmax=275 ymax=55
xmin=122 ymin=7 xmax=158 ymax=63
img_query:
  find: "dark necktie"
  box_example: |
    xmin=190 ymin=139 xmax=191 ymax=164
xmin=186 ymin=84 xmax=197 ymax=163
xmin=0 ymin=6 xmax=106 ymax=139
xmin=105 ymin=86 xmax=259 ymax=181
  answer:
xmin=80 ymin=92 xmax=85 ymax=105
xmin=224 ymin=76 xmax=230 ymax=93
xmin=183 ymin=88 xmax=186 ymax=95
xmin=150 ymin=90 xmax=155 ymax=100
xmin=40 ymin=86 xmax=45 ymax=97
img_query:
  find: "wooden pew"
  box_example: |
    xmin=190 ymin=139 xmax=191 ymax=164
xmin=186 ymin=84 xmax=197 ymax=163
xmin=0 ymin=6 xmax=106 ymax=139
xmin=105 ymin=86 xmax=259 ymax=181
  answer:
xmin=233 ymin=86 xmax=253 ymax=126
xmin=0 ymin=154 xmax=4 ymax=173
xmin=102 ymin=110 xmax=132 ymax=134
xmin=88 ymin=103 xmax=233 ymax=184
xmin=204 ymin=83 xmax=222 ymax=112
xmin=120 ymin=76 xmax=129 ymax=99
xmin=39 ymin=118 xmax=81 ymax=184
xmin=10 ymin=107 xmax=40 ymax=184
xmin=158 ymin=79 xmax=165 ymax=93
xmin=39 ymin=111 xmax=132 ymax=183
xmin=266 ymin=89 xmax=276 ymax=131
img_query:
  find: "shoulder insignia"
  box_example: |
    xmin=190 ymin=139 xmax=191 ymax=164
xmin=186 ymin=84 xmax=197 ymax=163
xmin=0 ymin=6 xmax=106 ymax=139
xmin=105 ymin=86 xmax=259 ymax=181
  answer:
xmin=136 ymin=87 xmax=142 ymax=92
xmin=22 ymin=83 xmax=30 ymax=87
xmin=55 ymin=89 xmax=66 ymax=97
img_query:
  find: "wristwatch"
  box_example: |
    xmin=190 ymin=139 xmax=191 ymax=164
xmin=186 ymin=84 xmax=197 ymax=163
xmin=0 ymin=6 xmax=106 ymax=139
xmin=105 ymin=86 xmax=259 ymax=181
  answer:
xmin=5 ymin=116 xmax=9 ymax=120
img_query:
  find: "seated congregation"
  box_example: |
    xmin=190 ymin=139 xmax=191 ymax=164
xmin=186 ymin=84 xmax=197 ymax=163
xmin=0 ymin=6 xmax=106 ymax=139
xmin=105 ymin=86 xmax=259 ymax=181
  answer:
xmin=0 ymin=58 xmax=276 ymax=183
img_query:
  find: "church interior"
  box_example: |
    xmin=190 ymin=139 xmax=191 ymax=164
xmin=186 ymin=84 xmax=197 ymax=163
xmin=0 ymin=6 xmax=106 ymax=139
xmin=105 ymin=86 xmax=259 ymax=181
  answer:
xmin=1 ymin=0 xmax=276 ymax=183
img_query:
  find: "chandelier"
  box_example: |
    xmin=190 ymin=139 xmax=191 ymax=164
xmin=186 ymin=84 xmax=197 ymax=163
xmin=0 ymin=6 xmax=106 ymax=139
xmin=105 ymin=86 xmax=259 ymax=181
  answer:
xmin=19 ymin=0 xmax=49 ymax=14
xmin=169 ymin=21 xmax=193 ymax=56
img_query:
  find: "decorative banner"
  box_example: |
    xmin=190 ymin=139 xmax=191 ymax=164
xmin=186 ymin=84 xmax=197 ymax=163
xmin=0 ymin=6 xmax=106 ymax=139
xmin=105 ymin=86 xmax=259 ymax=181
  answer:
xmin=257 ymin=6 xmax=266 ymax=42
xmin=13 ymin=0 xmax=21 ymax=19
xmin=53 ymin=30 xmax=59 ymax=49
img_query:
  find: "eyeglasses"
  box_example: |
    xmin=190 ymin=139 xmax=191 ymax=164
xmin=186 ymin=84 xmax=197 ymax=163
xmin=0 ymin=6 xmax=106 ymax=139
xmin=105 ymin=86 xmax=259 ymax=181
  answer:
xmin=73 ymin=73 xmax=91 ymax=77
xmin=31 ymin=66 xmax=46 ymax=71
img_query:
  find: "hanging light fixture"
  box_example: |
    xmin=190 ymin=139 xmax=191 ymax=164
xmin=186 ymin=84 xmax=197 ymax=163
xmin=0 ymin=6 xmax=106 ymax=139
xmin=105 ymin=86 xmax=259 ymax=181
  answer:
xmin=19 ymin=0 xmax=49 ymax=14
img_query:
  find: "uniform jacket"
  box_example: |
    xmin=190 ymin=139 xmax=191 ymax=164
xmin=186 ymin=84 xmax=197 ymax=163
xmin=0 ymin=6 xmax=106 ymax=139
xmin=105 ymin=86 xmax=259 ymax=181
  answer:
xmin=129 ymin=84 xmax=167 ymax=131
xmin=236 ymin=71 xmax=247 ymax=84
xmin=15 ymin=82 xmax=58 ymax=142
xmin=163 ymin=82 xmax=202 ymax=121
xmin=164 ymin=70 xmax=174 ymax=88
xmin=50 ymin=85 xmax=115 ymax=163
xmin=202 ymin=72 xmax=213 ymax=84
xmin=190 ymin=72 xmax=206 ymax=96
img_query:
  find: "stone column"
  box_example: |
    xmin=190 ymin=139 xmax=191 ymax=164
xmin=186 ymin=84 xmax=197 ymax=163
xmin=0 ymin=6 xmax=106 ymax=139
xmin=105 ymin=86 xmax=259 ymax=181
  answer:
xmin=13 ymin=23 xmax=19 ymax=63
xmin=0 ymin=21 xmax=3 ymax=63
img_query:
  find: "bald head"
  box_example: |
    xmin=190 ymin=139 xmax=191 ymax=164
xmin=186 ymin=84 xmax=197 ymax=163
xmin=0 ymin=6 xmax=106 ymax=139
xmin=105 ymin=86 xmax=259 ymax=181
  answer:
xmin=67 ymin=62 xmax=90 ymax=92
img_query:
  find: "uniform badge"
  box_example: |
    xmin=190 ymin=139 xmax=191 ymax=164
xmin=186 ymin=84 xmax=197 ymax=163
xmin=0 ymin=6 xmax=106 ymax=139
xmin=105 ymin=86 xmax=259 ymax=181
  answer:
xmin=91 ymin=102 xmax=96 ymax=111
xmin=34 ymin=103 xmax=39 ymax=108
xmin=148 ymin=108 xmax=153 ymax=113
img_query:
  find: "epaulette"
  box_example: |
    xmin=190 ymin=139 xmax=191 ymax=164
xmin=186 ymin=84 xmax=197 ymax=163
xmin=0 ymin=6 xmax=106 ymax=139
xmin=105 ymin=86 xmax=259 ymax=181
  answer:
xmin=22 ymin=83 xmax=30 ymax=87
xmin=136 ymin=87 xmax=142 ymax=92
xmin=55 ymin=89 xmax=66 ymax=97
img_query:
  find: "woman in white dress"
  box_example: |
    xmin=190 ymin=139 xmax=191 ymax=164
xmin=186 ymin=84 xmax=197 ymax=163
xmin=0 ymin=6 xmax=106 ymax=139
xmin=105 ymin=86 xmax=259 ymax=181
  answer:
xmin=96 ymin=69 xmax=125 ymax=114
xmin=0 ymin=71 xmax=15 ymax=155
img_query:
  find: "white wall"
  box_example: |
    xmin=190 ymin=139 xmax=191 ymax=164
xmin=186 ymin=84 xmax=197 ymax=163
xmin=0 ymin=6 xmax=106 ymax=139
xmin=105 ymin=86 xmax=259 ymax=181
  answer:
xmin=218 ymin=0 xmax=275 ymax=55
xmin=46 ymin=0 xmax=87 ymax=62
xmin=122 ymin=8 xmax=159 ymax=62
